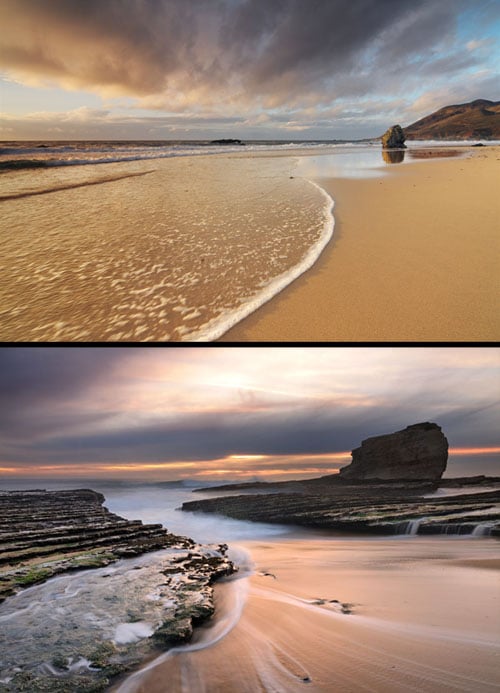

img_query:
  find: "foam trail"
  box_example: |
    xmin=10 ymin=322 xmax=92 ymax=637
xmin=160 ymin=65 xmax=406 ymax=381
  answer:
xmin=0 ymin=170 xmax=154 ymax=201
xmin=406 ymin=519 xmax=423 ymax=535
xmin=472 ymin=523 xmax=493 ymax=537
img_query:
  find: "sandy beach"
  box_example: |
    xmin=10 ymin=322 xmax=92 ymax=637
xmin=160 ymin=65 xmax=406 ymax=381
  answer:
xmin=2 ymin=143 xmax=498 ymax=342
xmin=120 ymin=534 xmax=500 ymax=692
xmin=221 ymin=146 xmax=500 ymax=341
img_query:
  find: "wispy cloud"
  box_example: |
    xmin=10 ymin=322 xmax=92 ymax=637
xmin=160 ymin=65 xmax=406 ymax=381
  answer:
xmin=0 ymin=347 xmax=498 ymax=479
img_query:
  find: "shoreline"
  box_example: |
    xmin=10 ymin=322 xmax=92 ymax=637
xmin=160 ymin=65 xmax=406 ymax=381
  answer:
xmin=1 ymin=150 xmax=331 ymax=342
xmin=187 ymin=178 xmax=335 ymax=342
xmin=122 ymin=534 xmax=500 ymax=692
xmin=220 ymin=145 xmax=500 ymax=341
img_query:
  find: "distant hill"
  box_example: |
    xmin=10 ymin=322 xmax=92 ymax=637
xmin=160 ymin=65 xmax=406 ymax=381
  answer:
xmin=404 ymin=99 xmax=500 ymax=140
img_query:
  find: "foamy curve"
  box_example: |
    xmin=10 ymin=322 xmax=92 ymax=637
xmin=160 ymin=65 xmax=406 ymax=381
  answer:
xmin=185 ymin=179 xmax=335 ymax=341
xmin=116 ymin=547 xmax=252 ymax=693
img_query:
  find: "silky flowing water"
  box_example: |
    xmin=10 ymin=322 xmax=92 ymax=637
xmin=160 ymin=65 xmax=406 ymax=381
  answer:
xmin=1 ymin=483 xmax=498 ymax=692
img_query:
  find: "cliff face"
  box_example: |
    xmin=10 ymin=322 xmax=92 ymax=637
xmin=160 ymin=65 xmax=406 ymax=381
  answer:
xmin=339 ymin=422 xmax=448 ymax=481
xmin=404 ymin=99 xmax=500 ymax=139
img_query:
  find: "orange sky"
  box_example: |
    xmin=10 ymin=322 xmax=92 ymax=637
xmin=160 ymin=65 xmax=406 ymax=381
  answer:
xmin=2 ymin=448 xmax=499 ymax=481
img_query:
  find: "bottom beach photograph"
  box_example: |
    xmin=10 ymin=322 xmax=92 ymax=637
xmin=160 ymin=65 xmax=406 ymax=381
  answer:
xmin=0 ymin=345 xmax=499 ymax=693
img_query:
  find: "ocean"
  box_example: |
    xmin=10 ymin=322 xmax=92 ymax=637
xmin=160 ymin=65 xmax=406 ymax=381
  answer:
xmin=0 ymin=138 xmax=482 ymax=342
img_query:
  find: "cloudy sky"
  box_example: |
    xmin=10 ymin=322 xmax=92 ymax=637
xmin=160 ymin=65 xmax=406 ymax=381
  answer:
xmin=1 ymin=0 xmax=499 ymax=140
xmin=1 ymin=347 xmax=499 ymax=482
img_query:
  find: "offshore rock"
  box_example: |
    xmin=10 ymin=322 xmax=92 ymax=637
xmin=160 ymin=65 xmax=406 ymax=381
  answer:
xmin=210 ymin=138 xmax=244 ymax=145
xmin=381 ymin=124 xmax=406 ymax=149
xmin=339 ymin=422 xmax=448 ymax=481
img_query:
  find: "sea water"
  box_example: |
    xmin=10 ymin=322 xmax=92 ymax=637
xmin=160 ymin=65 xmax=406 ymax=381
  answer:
xmin=1 ymin=142 xmax=339 ymax=341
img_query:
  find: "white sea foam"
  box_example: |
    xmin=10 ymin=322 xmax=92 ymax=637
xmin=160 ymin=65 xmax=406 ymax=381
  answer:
xmin=114 ymin=621 xmax=155 ymax=644
xmin=183 ymin=180 xmax=335 ymax=341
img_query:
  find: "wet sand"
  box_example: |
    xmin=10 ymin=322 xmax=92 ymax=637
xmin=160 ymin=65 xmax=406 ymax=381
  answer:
xmin=221 ymin=146 xmax=500 ymax=341
xmin=0 ymin=153 xmax=329 ymax=342
xmin=119 ymin=534 xmax=500 ymax=692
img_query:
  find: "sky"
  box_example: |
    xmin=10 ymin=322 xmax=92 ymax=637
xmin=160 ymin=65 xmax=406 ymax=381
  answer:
xmin=0 ymin=0 xmax=499 ymax=140
xmin=0 ymin=346 xmax=499 ymax=483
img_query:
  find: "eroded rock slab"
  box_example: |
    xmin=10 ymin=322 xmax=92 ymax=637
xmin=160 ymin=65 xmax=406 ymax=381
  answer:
xmin=0 ymin=489 xmax=235 ymax=692
xmin=339 ymin=422 xmax=448 ymax=481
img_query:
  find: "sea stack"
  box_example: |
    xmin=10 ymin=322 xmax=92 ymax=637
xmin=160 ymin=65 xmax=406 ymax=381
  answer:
xmin=339 ymin=422 xmax=448 ymax=481
xmin=381 ymin=124 xmax=406 ymax=149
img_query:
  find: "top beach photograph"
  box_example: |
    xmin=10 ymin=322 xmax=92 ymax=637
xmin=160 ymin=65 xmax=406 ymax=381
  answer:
xmin=1 ymin=0 xmax=499 ymax=342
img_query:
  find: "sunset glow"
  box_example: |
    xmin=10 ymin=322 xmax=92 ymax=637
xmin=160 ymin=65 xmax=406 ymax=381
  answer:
xmin=1 ymin=347 xmax=498 ymax=482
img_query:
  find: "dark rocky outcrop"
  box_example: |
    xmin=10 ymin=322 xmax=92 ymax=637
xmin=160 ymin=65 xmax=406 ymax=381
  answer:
xmin=404 ymin=99 xmax=500 ymax=140
xmin=184 ymin=421 xmax=498 ymax=537
xmin=338 ymin=422 xmax=448 ymax=481
xmin=381 ymin=124 xmax=406 ymax=149
xmin=210 ymin=138 xmax=244 ymax=145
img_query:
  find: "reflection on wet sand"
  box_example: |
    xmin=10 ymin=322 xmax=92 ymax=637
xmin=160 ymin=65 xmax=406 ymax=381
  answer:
xmin=382 ymin=149 xmax=406 ymax=164
xmin=408 ymin=148 xmax=462 ymax=159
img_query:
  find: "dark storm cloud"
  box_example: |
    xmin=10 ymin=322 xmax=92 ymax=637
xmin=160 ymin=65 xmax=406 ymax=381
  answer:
xmin=0 ymin=0 xmax=471 ymax=103
xmin=0 ymin=347 xmax=118 ymax=409
xmin=0 ymin=0 xmax=219 ymax=95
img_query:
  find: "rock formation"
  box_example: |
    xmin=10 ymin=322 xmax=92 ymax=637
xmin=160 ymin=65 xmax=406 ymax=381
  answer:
xmin=338 ymin=422 xmax=448 ymax=481
xmin=0 ymin=489 xmax=233 ymax=600
xmin=0 ymin=489 xmax=235 ymax=691
xmin=210 ymin=138 xmax=244 ymax=145
xmin=381 ymin=124 xmax=406 ymax=148
xmin=182 ymin=488 xmax=500 ymax=537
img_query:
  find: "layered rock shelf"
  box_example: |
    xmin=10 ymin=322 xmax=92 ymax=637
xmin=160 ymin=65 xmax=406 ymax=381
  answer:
xmin=183 ymin=488 xmax=500 ymax=536
xmin=1 ymin=489 xmax=179 ymax=601
xmin=0 ymin=489 xmax=235 ymax=691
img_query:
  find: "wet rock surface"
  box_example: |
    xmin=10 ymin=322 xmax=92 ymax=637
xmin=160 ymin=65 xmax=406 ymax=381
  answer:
xmin=339 ymin=422 xmax=448 ymax=481
xmin=0 ymin=489 xmax=183 ymax=602
xmin=182 ymin=487 xmax=500 ymax=537
xmin=0 ymin=490 xmax=235 ymax=692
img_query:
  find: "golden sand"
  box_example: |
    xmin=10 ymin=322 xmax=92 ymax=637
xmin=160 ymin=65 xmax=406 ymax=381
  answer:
xmin=221 ymin=146 xmax=500 ymax=341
